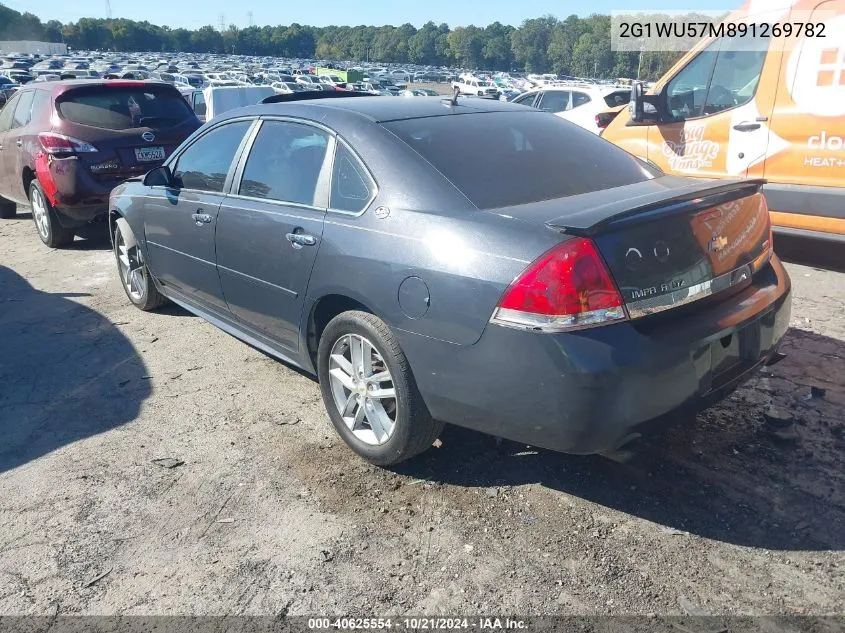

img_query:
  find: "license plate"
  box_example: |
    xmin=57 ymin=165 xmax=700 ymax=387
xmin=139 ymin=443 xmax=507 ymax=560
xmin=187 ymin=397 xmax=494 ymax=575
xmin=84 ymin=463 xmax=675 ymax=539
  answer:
xmin=134 ymin=146 xmax=165 ymax=162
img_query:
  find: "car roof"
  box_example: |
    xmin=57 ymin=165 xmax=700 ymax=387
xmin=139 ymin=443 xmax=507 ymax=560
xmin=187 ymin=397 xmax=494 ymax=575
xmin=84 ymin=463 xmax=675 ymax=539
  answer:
xmin=224 ymin=95 xmax=521 ymax=124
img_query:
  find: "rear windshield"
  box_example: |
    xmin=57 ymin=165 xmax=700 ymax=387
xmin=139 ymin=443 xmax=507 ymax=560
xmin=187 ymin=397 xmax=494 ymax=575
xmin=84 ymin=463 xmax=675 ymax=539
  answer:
xmin=57 ymin=86 xmax=194 ymax=130
xmin=382 ymin=111 xmax=657 ymax=209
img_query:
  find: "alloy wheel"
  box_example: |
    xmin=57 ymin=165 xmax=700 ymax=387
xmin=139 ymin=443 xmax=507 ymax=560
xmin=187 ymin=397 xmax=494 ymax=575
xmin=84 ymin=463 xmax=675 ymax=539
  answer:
xmin=116 ymin=228 xmax=147 ymax=301
xmin=31 ymin=187 xmax=50 ymax=240
xmin=328 ymin=333 xmax=398 ymax=446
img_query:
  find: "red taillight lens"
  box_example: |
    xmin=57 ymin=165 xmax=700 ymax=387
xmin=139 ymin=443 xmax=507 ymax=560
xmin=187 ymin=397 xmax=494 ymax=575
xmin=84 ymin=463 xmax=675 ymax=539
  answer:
xmin=492 ymin=237 xmax=627 ymax=332
xmin=38 ymin=132 xmax=98 ymax=155
xmin=596 ymin=113 xmax=614 ymax=129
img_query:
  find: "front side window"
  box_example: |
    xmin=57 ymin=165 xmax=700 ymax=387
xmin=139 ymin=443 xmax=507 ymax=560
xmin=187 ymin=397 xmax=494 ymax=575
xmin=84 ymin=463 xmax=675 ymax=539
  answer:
xmin=666 ymin=36 xmax=767 ymax=120
xmin=513 ymin=93 xmax=537 ymax=107
xmin=193 ymin=92 xmax=206 ymax=117
xmin=172 ymin=120 xmax=251 ymax=192
xmin=0 ymin=93 xmax=21 ymax=133
xmin=537 ymin=91 xmax=570 ymax=113
xmin=238 ymin=120 xmax=329 ymax=206
xmin=330 ymin=143 xmax=375 ymax=213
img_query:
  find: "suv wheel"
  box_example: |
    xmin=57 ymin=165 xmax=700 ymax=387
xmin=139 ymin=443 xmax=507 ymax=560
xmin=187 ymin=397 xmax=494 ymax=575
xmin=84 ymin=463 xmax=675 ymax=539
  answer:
xmin=317 ymin=311 xmax=443 ymax=466
xmin=30 ymin=181 xmax=74 ymax=247
xmin=113 ymin=217 xmax=168 ymax=311
xmin=0 ymin=197 xmax=16 ymax=219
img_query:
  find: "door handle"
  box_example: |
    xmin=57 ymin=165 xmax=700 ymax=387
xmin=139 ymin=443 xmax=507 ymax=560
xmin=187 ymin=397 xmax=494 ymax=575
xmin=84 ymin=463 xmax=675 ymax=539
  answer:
xmin=191 ymin=212 xmax=213 ymax=225
xmin=733 ymin=122 xmax=761 ymax=132
xmin=285 ymin=231 xmax=317 ymax=249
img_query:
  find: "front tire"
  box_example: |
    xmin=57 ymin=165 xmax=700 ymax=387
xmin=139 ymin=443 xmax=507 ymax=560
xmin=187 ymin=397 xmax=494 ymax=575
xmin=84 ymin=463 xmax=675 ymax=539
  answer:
xmin=30 ymin=181 xmax=74 ymax=247
xmin=0 ymin=198 xmax=16 ymax=219
xmin=113 ymin=217 xmax=168 ymax=311
xmin=317 ymin=311 xmax=443 ymax=466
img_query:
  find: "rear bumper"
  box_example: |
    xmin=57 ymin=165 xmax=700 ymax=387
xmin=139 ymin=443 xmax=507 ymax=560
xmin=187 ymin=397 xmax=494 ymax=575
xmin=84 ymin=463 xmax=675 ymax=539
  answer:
xmin=397 ymin=256 xmax=792 ymax=454
xmin=40 ymin=156 xmax=126 ymax=226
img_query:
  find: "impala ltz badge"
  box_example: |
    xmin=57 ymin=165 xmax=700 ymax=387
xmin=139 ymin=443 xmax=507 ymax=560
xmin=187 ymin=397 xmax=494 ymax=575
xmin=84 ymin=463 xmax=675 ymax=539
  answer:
xmin=141 ymin=131 xmax=156 ymax=143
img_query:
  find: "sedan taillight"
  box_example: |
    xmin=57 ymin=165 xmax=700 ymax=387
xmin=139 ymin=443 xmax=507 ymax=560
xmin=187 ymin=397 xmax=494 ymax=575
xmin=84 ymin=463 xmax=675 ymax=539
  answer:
xmin=38 ymin=132 xmax=98 ymax=156
xmin=491 ymin=237 xmax=627 ymax=333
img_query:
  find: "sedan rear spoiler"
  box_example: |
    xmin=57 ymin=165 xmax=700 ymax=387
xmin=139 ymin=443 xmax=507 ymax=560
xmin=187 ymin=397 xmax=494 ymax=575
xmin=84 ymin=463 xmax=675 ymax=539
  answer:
xmin=546 ymin=179 xmax=767 ymax=236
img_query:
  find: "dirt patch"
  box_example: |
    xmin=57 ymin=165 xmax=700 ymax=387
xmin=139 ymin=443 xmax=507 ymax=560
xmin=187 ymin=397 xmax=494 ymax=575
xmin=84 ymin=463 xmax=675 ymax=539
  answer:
xmin=0 ymin=216 xmax=842 ymax=616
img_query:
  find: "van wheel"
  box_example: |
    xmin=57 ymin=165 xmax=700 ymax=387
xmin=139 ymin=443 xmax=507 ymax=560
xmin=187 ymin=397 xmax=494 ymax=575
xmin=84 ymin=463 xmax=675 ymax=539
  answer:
xmin=317 ymin=311 xmax=443 ymax=466
xmin=0 ymin=198 xmax=16 ymax=219
xmin=30 ymin=181 xmax=74 ymax=247
xmin=114 ymin=217 xmax=168 ymax=311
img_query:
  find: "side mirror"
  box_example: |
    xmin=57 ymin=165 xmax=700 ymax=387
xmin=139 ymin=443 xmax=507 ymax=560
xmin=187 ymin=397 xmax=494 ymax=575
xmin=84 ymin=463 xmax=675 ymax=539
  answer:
xmin=630 ymin=82 xmax=645 ymax=122
xmin=144 ymin=165 xmax=174 ymax=188
xmin=628 ymin=81 xmax=660 ymax=125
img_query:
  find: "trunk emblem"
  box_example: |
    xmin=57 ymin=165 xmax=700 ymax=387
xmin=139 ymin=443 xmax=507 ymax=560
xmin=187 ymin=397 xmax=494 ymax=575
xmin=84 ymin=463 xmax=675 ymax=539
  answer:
xmin=141 ymin=132 xmax=156 ymax=142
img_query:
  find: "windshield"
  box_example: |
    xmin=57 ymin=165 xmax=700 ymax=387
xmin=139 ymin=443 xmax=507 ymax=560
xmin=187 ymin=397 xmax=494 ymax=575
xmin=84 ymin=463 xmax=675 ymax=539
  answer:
xmin=57 ymin=86 xmax=194 ymax=130
xmin=383 ymin=111 xmax=657 ymax=209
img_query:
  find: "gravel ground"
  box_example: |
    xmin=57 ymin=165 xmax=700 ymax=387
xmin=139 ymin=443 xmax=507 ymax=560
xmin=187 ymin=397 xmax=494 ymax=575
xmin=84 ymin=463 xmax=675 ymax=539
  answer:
xmin=0 ymin=213 xmax=843 ymax=618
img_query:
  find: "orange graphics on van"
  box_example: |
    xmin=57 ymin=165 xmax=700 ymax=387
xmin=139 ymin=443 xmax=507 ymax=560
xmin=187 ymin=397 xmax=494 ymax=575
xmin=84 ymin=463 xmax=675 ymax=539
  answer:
xmin=603 ymin=0 xmax=845 ymax=242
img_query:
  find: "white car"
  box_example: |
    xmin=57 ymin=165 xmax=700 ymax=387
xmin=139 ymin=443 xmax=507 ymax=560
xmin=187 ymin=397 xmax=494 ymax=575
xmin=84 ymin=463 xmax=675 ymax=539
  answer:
xmin=271 ymin=81 xmax=307 ymax=94
xmin=451 ymin=77 xmax=499 ymax=98
xmin=511 ymin=86 xmax=631 ymax=134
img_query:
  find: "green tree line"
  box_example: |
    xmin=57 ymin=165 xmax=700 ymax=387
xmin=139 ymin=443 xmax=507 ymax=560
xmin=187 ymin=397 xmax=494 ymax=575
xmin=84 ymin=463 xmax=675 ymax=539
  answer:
xmin=0 ymin=3 xmax=682 ymax=80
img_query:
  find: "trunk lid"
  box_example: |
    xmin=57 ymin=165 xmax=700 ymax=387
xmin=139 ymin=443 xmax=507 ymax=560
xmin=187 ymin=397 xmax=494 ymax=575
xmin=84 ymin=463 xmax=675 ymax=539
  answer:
xmin=489 ymin=176 xmax=773 ymax=318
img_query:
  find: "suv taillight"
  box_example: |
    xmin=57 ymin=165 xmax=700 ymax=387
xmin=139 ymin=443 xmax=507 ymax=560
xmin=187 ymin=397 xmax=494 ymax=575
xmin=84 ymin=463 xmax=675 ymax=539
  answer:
xmin=38 ymin=132 xmax=98 ymax=156
xmin=491 ymin=237 xmax=627 ymax=333
xmin=596 ymin=112 xmax=615 ymax=129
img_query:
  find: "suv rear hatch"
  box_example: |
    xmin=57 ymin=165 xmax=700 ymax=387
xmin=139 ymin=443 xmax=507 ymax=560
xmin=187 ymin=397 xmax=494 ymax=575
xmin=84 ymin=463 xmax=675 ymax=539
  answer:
xmin=53 ymin=82 xmax=200 ymax=184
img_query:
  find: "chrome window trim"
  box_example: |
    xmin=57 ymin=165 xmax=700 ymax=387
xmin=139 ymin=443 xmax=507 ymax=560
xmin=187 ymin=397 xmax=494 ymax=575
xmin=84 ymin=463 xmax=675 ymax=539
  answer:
xmin=326 ymin=136 xmax=379 ymax=217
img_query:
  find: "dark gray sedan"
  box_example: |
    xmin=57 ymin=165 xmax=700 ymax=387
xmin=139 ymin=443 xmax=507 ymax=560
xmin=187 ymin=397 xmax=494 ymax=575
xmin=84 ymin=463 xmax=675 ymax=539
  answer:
xmin=109 ymin=94 xmax=791 ymax=465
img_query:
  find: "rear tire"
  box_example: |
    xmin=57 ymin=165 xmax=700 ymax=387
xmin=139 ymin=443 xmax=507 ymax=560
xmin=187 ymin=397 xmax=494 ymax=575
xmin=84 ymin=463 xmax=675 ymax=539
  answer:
xmin=317 ymin=310 xmax=443 ymax=466
xmin=113 ymin=217 xmax=168 ymax=311
xmin=0 ymin=198 xmax=16 ymax=219
xmin=29 ymin=181 xmax=74 ymax=248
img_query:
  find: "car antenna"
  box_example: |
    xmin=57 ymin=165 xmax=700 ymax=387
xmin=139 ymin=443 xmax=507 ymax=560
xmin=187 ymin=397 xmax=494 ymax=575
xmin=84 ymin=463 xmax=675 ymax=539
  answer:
xmin=441 ymin=85 xmax=459 ymax=107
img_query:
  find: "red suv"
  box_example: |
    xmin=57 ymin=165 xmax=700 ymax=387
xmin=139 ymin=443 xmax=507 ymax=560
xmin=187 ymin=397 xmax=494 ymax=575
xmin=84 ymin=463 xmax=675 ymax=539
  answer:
xmin=0 ymin=80 xmax=201 ymax=246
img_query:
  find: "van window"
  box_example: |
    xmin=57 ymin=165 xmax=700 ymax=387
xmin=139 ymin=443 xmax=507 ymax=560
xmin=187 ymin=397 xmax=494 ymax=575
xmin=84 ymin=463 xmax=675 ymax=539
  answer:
xmin=666 ymin=35 xmax=767 ymax=120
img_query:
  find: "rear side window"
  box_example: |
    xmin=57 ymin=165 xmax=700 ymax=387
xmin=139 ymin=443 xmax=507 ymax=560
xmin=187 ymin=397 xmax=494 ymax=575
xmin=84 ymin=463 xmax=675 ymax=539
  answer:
xmin=572 ymin=92 xmax=591 ymax=108
xmin=57 ymin=86 xmax=194 ymax=130
xmin=330 ymin=143 xmax=375 ymax=213
xmin=11 ymin=90 xmax=34 ymax=129
xmin=173 ymin=120 xmax=251 ymax=193
xmin=30 ymin=91 xmax=51 ymax=124
xmin=238 ymin=120 xmax=329 ymax=206
xmin=383 ymin=111 xmax=657 ymax=209
xmin=604 ymin=90 xmax=630 ymax=107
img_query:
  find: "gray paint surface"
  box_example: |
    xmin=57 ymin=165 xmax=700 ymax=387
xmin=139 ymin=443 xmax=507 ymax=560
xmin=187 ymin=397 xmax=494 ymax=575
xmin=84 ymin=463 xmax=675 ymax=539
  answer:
xmin=110 ymin=96 xmax=791 ymax=454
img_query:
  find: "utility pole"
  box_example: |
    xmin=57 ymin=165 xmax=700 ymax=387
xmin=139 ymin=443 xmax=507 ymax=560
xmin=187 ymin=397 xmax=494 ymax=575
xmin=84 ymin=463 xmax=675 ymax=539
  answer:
xmin=105 ymin=0 xmax=112 ymax=19
xmin=248 ymin=11 xmax=254 ymax=27
xmin=219 ymin=14 xmax=226 ymax=32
